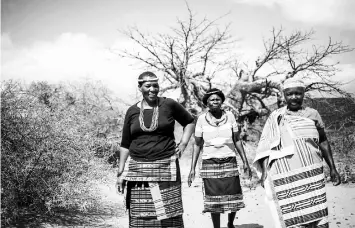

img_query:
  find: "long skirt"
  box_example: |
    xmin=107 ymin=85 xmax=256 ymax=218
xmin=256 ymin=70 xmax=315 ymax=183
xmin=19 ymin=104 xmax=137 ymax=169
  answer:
xmin=263 ymin=117 xmax=329 ymax=228
xmin=200 ymin=157 xmax=245 ymax=213
xmin=265 ymin=159 xmax=329 ymax=228
xmin=125 ymin=160 xmax=184 ymax=228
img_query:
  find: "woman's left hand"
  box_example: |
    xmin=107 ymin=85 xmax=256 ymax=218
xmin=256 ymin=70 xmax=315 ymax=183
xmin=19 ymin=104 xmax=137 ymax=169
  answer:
xmin=175 ymin=142 xmax=187 ymax=158
xmin=243 ymin=164 xmax=252 ymax=180
xmin=187 ymin=170 xmax=195 ymax=187
xmin=330 ymin=168 xmax=341 ymax=186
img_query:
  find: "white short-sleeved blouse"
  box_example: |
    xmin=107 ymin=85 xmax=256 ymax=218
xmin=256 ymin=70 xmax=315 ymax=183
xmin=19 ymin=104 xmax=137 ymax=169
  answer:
xmin=195 ymin=111 xmax=239 ymax=159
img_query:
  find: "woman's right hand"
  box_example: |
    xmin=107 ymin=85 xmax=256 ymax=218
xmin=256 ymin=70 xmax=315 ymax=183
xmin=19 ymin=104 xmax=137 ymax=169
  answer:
xmin=116 ymin=178 xmax=124 ymax=194
xmin=260 ymin=172 xmax=267 ymax=188
xmin=116 ymin=170 xmax=125 ymax=194
xmin=188 ymin=170 xmax=195 ymax=187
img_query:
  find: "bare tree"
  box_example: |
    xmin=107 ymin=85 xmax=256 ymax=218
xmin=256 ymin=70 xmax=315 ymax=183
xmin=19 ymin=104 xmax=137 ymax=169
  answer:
xmin=226 ymin=28 xmax=354 ymax=117
xmin=118 ymin=5 xmax=353 ymax=117
xmin=118 ymin=5 xmax=235 ymax=108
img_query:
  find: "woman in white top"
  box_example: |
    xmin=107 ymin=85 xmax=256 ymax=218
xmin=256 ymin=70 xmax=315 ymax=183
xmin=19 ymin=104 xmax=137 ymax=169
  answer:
xmin=188 ymin=88 xmax=252 ymax=228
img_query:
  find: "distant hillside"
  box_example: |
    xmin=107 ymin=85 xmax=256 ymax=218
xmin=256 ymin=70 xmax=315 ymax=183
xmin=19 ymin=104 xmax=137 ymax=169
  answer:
xmin=241 ymin=97 xmax=355 ymax=143
xmin=304 ymin=98 xmax=355 ymax=129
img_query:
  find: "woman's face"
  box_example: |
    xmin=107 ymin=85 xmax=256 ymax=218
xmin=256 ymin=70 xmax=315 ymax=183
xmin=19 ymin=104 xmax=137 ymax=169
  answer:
xmin=207 ymin=94 xmax=223 ymax=111
xmin=284 ymin=87 xmax=305 ymax=111
xmin=139 ymin=78 xmax=159 ymax=103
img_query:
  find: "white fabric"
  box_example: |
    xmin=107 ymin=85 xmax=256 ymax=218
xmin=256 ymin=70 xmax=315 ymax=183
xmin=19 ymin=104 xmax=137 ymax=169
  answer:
xmin=195 ymin=111 xmax=239 ymax=159
xmin=283 ymin=78 xmax=305 ymax=89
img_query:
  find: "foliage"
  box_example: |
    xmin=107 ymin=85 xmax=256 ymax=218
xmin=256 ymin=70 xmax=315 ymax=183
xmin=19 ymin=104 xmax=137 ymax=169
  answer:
xmin=1 ymin=80 xmax=123 ymax=226
xmin=238 ymin=97 xmax=355 ymax=185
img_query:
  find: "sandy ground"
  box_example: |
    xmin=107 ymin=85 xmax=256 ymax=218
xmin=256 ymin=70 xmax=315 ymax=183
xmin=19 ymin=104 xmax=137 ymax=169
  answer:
xmin=40 ymin=169 xmax=355 ymax=228
xmin=39 ymin=149 xmax=355 ymax=228
xmin=113 ymin=155 xmax=355 ymax=228
xmin=115 ymin=179 xmax=355 ymax=228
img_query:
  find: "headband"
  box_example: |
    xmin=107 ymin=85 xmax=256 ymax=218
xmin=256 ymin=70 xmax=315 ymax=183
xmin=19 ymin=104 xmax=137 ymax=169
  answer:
xmin=138 ymin=77 xmax=158 ymax=83
xmin=205 ymin=90 xmax=222 ymax=95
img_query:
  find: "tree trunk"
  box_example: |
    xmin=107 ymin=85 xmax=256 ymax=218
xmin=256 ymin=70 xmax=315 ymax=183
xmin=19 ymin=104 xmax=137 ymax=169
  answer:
xmin=225 ymin=78 xmax=282 ymax=116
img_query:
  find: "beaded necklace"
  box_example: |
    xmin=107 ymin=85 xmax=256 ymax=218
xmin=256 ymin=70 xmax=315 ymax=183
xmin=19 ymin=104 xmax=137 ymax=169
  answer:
xmin=139 ymin=99 xmax=159 ymax=132
xmin=205 ymin=110 xmax=228 ymax=127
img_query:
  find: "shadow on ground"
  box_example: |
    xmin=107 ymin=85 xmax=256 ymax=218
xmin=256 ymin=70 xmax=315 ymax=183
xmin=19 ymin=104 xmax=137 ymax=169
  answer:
xmin=7 ymin=207 xmax=125 ymax=228
xmin=232 ymin=224 xmax=264 ymax=228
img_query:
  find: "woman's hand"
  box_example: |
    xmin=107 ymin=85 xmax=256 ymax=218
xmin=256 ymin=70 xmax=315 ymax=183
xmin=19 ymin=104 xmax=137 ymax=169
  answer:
xmin=260 ymin=172 xmax=267 ymax=188
xmin=243 ymin=164 xmax=252 ymax=180
xmin=116 ymin=171 xmax=125 ymax=194
xmin=318 ymin=139 xmax=340 ymax=186
xmin=330 ymin=168 xmax=341 ymax=186
xmin=175 ymin=142 xmax=187 ymax=158
xmin=116 ymin=178 xmax=125 ymax=194
xmin=187 ymin=170 xmax=195 ymax=187
xmin=115 ymin=147 xmax=129 ymax=194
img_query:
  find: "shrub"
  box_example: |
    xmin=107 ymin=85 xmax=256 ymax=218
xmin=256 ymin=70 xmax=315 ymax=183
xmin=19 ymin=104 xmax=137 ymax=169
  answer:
xmin=1 ymin=80 xmax=123 ymax=226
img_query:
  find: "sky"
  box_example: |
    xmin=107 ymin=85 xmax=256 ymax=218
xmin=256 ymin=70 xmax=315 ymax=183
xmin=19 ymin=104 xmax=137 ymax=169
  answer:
xmin=1 ymin=0 xmax=355 ymax=102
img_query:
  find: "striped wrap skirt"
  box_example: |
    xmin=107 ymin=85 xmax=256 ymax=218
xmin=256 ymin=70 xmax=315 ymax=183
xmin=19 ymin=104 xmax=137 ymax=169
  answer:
xmin=200 ymin=156 xmax=245 ymax=213
xmin=254 ymin=112 xmax=330 ymax=227
xmin=122 ymin=155 xmax=184 ymax=228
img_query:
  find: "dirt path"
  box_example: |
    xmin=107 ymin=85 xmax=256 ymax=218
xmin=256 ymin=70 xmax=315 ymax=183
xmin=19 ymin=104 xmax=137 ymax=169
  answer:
xmin=40 ymin=156 xmax=355 ymax=228
xmin=115 ymin=180 xmax=355 ymax=228
xmin=40 ymin=173 xmax=355 ymax=228
xmin=115 ymin=157 xmax=355 ymax=228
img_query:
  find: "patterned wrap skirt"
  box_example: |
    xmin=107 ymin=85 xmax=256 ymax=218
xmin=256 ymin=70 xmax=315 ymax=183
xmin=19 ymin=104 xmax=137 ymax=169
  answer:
xmin=254 ymin=109 xmax=329 ymax=228
xmin=200 ymin=156 xmax=245 ymax=213
xmin=122 ymin=155 xmax=184 ymax=228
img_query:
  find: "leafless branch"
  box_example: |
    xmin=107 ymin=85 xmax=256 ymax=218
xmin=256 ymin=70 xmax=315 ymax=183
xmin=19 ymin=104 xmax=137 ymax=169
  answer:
xmin=118 ymin=6 xmax=235 ymax=108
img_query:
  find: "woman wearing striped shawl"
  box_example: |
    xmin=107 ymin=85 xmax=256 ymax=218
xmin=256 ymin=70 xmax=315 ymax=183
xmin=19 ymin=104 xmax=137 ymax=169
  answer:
xmin=188 ymin=88 xmax=252 ymax=228
xmin=116 ymin=71 xmax=195 ymax=228
xmin=253 ymin=78 xmax=341 ymax=228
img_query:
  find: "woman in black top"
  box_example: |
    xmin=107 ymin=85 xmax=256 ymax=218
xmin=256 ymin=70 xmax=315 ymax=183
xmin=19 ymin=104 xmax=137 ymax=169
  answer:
xmin=117 ymin=71 xmax=195 ymax=228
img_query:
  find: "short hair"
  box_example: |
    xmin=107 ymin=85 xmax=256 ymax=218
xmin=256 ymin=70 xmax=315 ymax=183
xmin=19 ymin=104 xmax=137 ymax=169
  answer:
xmin=138 ymin=71 xmax=158 ymax=86
xmin=202 ymin=88 xmax=225 ymax=106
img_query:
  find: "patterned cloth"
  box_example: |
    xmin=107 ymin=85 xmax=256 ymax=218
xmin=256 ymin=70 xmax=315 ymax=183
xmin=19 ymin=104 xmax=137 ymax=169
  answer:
xmin=201 ymin=157 xmax=245 ymax=213
xmin=129 ymin=215 xmax=184 ymax=228
xmin=200 ymin=157 xmax=239 ymax=179
xmin=120 ymin=96 xmax=193 ymax=227
xmin=195 ymin=111 xmax=245 ymax=214
xmin=121 ymin=154 xmax=177 ymax=182
xmin=150 ymin=182 xmax=183 ymax=220
xmin=253 ymin=106 xmax=329 ymax=228
xmin=202 ymin=176 xmax=245 ymax=213
xmin=128 ymin=181 xmax=183 ymax=220
xmin=122 ymin=156 xmax=184 ymax=227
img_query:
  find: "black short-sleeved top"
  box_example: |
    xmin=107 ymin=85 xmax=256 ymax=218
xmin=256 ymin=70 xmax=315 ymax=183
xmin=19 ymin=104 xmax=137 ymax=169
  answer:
xmin=120 ymin=97 xmax=194 ymax=161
